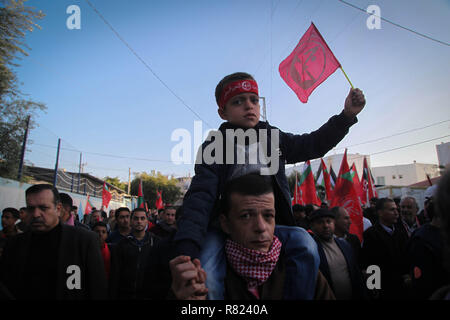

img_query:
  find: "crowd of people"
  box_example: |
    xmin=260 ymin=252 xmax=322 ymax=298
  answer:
xmin=0 ymin=71 xmax=449 ymax=301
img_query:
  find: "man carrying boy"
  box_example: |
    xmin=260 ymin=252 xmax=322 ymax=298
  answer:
xmin=174 ymin=72 xmax=365 ymax=299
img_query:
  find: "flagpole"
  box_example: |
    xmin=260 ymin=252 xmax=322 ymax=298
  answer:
xmin=340 ymin=67 xmax=354 ymax=89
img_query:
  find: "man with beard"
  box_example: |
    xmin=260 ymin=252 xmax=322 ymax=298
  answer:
xmin=109 ymin=208 xmax=158 ymax=299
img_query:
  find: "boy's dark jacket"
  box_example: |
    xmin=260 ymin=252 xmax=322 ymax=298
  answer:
xmin=175 ymin=111 xmax=357 ymax=259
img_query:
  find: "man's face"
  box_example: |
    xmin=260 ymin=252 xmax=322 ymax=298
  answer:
xmin=293 ymin=209 xmax=306 ymax=221
xmin=163 ymin=208 xmax=176 ymax=226
xmin=116 ymin=210 xmax=130 ymax=228
xmin=91 ymin=211 xmax=100 ymax=223
xmin=94 ymin=226 xmax=108 ymax=243
xmin=220 ymin=192 xmax=275 ymax=253
xmin=1 ymin=212 xmax=17 ymax=229
xmin=334 ymin=208 xmax=351 ymax=234
xmin=19 ymin=209 xmax=26 ymax=220
xmin=218 ymin=92 xmax=260 ymax=129
xmin=26 ymin=189 xmax=61 ymax=233
xmin=131 ymin=211 xmax=147 ymax=232
xmin=400 ymin=198 xmax=418 ymax=225
xmin=378 ymin=201 xmax=399 ymax=227
xmin=60 ymin=204 xmax=71 ymax=223
xmin=311 ymin=217 xmax=335 ymax=241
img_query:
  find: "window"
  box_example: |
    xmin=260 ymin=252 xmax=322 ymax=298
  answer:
xmin=377 ymin=176 xmax=385 ymax=185
xmin=392 ymin=175 xmax=396 ymax=179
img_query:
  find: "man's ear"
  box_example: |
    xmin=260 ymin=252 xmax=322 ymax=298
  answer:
xmin=219 ymin=214 xmax=230 ymax=235
xmin=218 ymin=107 xmax=227 ymax=121
xmin=56 ymin=202 xmax=62 ymax=217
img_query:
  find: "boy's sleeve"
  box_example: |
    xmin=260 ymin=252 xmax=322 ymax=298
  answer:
xmin=173 ymin=158 xmax=221 ymax=260
xmin=280 ymin=110 xmax=357 ymax=164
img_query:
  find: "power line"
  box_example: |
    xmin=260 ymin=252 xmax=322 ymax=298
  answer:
xmin=337 ymin=0 xmax=450 ymax=47
xmin=369 ymin=135 xmax=450 ymax=156
xmin=32 ymin=143 xmax=174 ymax=163
xmin=84 ymin=0 xmax=213 ymax=127
xmin=337 ymin=119 xmax=450 ymax=150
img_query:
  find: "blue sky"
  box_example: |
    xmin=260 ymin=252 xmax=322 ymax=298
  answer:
xmin=14 ymin=0 xmax=450 ymax=182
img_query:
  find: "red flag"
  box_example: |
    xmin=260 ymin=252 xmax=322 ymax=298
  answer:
xmin=102 ymin=182 xmax=112 ymax=209
xmin=319 ymin=158 xmax=334 ymax=202
xmin=137 ymin=180 xmax=145 ymax=209
xmin=361 ymin=157 xmax=378 ymax=205
xmin=296 ymin=161 xmax=321 ymax=206
xmin=279 ymin=22 xmax=341 ymax=103
xmin=84 ymin=195 xmax=93 ymax=215
xmin=155 ymin=190 xmax=164 ymax=210
xmin=350 ymin=163 xmax=365 ymax=205
xmin=331 ymin=150 xmax=363 ymax=242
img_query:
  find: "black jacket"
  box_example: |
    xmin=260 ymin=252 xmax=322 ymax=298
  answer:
xmin=109 ymin=232 xmax=158 ymax=299
xmin=361 ymin=222 xmax=410 ymax=300
xmin=0 ymin=223 xmax=107 ymax=300
xmin=175 ymin=112 xmax=357 ymax=259
xmin=407 ymin=223 xmax=450 ymax=299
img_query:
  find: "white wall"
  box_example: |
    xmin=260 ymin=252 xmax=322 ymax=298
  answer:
xmin=372 ymin=163 xmax=440 ymax=187
xmin=0 ymin=177 xmax=128 ymax=229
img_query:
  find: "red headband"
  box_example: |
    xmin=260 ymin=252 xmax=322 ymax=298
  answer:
xmin=218 ymin=79 xmax=259 ymax=109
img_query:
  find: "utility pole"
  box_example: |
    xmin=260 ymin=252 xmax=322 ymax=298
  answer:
xmin=128 ymin=167 xmax=131 ymax=195
xmin=53 ymin=138 xmax=61 ymax=187
xmin=17 ymin=115 xmax=31 ymax=180
xmin=77 ymin=152 xmax=82 ymax=193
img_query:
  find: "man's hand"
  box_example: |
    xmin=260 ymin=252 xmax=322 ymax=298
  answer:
xmin=169 ymin=255 xmax=208 ymax=300
xmin=344 ymin=88 xmax=366 ymax=118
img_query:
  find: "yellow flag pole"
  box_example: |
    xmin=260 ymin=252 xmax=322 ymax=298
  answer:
xmin=340 ymin=66 xmax=354 ymax=89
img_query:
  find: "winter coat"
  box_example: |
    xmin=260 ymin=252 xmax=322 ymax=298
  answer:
xmin=175 ymin=112 xmax=358 ymax=259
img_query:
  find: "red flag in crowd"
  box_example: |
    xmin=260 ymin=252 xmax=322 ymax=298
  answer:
xmin=298 ymin=161 xmax=321 ymax=206
xmin=361 ymin=156 xmax=378 ymax=205
xmin=102 ymin=182 xmax=112 ymax=209
xmin=279 ymin=22 xmax=341 ymax=103
xmin=84 ymin=195 xmax=93 ymax=215
xmin=316 ymin=158 xmax=334 ymax=202
xmin=137 ymin=180 xmax=145 ymax=209
xmin=330 ymin=150 xmax=363 ymax=242
xmin=350 ymin=163 xmax=365 ymax=205
xmin=155 ymin=190 xmax=164 ymax=210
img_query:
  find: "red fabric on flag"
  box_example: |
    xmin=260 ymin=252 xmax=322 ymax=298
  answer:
xmin=84 ymin=195 xmax=93 ymax=215
xmin=351 ymin=163 xmax=365 ymax=206
xmin=138 ymin=180 xmax=145 ymax=209
xmin=330 ymin=150 xmax=363 ymax=242
xmin=155 ymin=190 xmax=164 ymax=210
xmin=102 ymin=183 xmax=112 ymax=209
xmin=301 ymin=161 xmax=321 ymax=206
xmin=279 ymin=22 xmax=341 ymax=103
xmin=321 ymin=158 xmax=334 ymax=202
